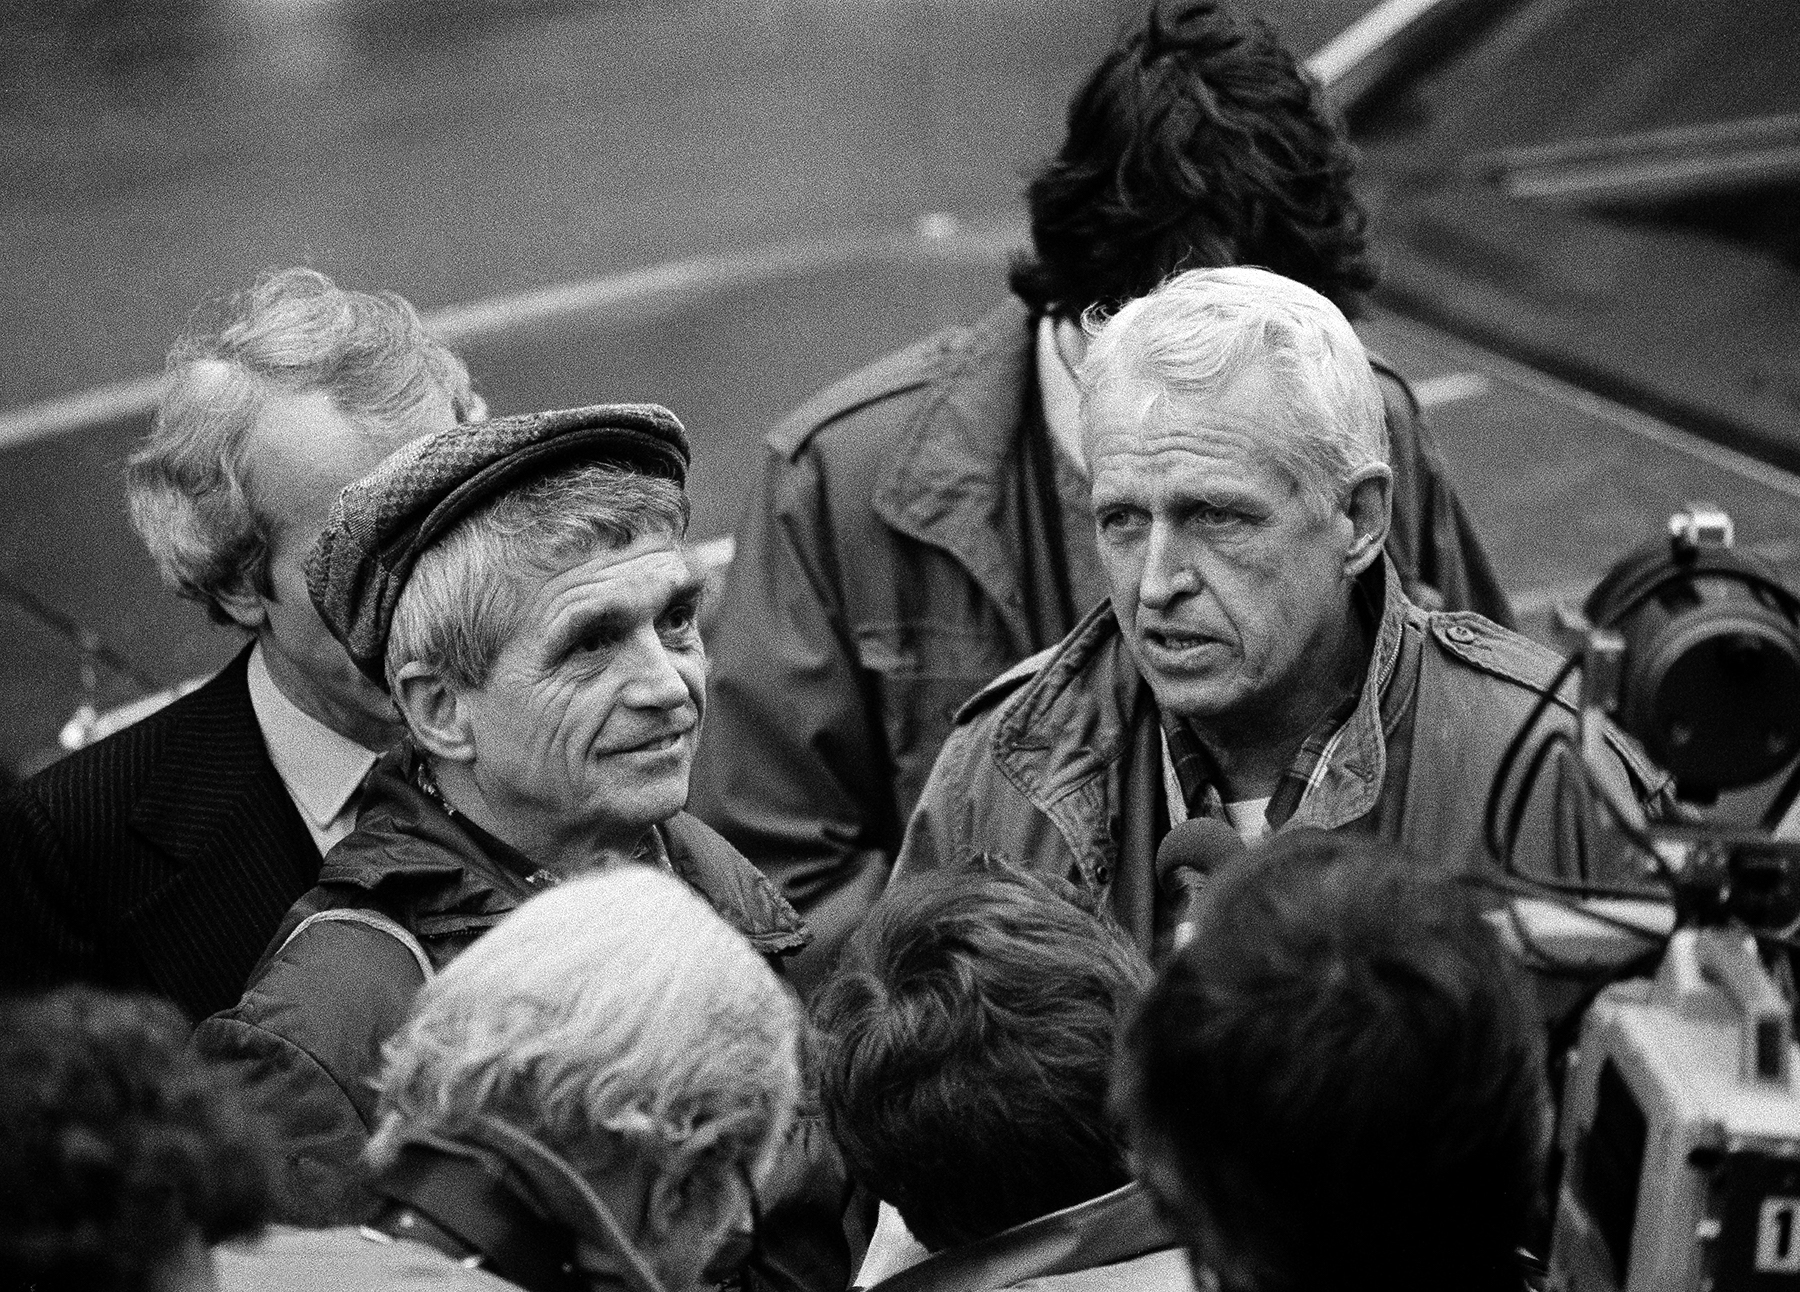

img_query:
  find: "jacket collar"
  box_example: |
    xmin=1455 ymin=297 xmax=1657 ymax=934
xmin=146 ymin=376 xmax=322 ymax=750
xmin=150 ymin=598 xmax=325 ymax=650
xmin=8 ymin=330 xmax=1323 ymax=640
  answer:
xmin=320 ymin=746 xmax=808 ymax=956
xmin=1280 ymin=554 xmax=1416 ymax=831
xmin=988 ymin=556 xmax=1418 ymax=848
xmin=871 ymin=298 xmax=1038 ymax=647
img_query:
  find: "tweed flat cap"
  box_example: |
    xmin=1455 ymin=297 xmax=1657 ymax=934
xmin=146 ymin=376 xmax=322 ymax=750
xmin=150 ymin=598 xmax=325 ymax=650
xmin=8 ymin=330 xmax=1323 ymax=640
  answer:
xmin=306 ymin=402 xmax=690 ymax=688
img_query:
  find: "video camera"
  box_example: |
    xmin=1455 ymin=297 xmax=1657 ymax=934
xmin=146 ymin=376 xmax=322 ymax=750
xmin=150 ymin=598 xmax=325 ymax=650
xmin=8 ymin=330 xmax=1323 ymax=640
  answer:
xmin=1505 ymin=506 xmax=1800 ymax=1291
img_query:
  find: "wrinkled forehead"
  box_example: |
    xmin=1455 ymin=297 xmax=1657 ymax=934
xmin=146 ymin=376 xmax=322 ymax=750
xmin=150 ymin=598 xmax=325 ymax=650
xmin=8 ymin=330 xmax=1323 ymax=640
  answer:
xmin=1084 ymin=368 xmax=1295 ymax=459
xmin=514 ymin=529 xmax=699 ymax=629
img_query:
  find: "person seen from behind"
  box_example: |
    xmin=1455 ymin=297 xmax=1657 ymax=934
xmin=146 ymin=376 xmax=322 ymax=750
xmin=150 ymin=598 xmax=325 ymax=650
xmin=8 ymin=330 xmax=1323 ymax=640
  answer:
xmin=0 ymin=986 xmax=271 ymax=1292
xmin=1119 ymin=830 xmax=1551 ymax=1292
xmin=214 ymin=866 xmax=803 ymax=1292
xmin=812 ymin=866 xmax=1190 ymax=1290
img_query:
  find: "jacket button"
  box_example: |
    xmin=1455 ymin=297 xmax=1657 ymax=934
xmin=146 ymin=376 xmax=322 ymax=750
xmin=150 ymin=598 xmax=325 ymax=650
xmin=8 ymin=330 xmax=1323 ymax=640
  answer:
xmin=1445 ymin=623 xmax=1477 ymax=644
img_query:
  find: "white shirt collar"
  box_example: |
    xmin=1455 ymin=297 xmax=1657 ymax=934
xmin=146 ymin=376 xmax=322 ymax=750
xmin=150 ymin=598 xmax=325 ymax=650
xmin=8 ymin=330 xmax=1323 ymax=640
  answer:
xmin=246 ymin=643 xmax=379 ymax=851
xmin=1034 ymin=314 xmax=1090 ymax=477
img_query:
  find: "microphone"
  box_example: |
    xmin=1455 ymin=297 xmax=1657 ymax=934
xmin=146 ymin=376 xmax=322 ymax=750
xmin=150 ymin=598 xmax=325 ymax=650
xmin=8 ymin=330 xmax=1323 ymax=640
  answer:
xmin=1155 ymin=818 xmax=1248 ymax=950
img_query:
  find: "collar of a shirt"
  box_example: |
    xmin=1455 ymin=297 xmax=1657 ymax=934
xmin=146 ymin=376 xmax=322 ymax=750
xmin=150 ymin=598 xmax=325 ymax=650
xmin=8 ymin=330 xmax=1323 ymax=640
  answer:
xmin=1167 ymin=556 xmax=1411 ymax=832
xmin=245 ymin=642 xmax=378 ymax=830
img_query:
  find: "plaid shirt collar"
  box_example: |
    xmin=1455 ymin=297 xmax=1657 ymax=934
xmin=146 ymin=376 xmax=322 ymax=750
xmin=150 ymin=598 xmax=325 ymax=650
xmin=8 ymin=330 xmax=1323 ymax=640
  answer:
xmin=1164 ymin=557 xmax=1412 ymax=832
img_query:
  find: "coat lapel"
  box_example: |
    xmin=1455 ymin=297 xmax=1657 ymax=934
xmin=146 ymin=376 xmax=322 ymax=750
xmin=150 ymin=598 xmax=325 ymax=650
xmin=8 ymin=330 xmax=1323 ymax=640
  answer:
xmin=122 ymin=647 xmax=322 ymax=1018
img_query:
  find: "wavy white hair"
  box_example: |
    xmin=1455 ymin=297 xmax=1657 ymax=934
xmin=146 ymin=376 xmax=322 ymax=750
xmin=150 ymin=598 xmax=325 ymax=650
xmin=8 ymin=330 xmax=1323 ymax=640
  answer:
xmin=1078 ymin=265 xmax=1387 ymax=509
xmin=367 ymin=867 xmax=800 ymax=1195
xmin=127 ymin=268 xmax=485 ymax=623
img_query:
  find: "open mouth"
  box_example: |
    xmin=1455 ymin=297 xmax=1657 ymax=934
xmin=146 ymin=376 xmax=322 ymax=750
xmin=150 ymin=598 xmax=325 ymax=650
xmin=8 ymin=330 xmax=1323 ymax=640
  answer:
xmin=1145 ymin=626 xmax=1219 ymax=651
xmin=1142 ymin=626 xmax=1227 ymax=668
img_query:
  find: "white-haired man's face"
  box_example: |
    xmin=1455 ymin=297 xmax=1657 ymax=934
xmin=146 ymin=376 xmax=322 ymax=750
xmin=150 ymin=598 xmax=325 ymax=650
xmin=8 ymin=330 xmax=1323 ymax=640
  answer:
xmin=453 ymin=530 xmax=706 ymax=855
xmin=224 ymin=388 xmax=450 ymax=750
xmin=1088 ymin=367 xmax=1388 ymax=752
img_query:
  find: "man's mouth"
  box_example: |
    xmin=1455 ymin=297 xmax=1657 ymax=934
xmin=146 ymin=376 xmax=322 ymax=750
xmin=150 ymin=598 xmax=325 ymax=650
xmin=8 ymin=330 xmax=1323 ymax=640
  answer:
xmin=1141 ymin=625 xmax=1226 ymax=666
xmin=607 ymin=726 xmax=692 ymax=757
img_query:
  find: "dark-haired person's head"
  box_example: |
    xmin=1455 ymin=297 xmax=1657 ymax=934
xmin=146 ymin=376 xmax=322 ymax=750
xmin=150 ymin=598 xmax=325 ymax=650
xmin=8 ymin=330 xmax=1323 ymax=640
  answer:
xmin=812 ymin=867 xmax=1150 ymax=1251
xmin=1120 ymin=832 xmax=1550 ymax=1292
xmin=1011 ymin=0 xmax=1377 ymax=321
xmin=0 ymin=987 xmax=270 ymax=1292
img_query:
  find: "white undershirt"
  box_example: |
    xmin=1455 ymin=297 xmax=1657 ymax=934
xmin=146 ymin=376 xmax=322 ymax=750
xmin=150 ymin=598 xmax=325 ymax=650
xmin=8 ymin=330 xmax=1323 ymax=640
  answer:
xmin=1222 ymin=797 xmax=1273 ymax=842
xmin=1160 ymin=727 xmax=1274 ymax=843
xmin=245 ymin=644 xmax=379 ymax=855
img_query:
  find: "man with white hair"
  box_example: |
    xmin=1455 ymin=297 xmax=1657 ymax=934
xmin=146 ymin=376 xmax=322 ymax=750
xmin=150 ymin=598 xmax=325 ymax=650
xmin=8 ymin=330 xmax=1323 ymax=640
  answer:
xmin=216 ymin=867 xmax=803 ymax=1292
xmin=896 ymin=267 xmax=1667 ymax=955
xmin=194 ymin=404 xmax=808 ymax=1233
xmin=0 ymin=269 xmax=483 ymax=1021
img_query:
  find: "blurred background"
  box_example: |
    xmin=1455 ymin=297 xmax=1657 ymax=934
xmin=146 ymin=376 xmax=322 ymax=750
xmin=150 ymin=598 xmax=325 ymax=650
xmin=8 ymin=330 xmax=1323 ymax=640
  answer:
xmin=2 ymin=0 xmax=1796 ymax=779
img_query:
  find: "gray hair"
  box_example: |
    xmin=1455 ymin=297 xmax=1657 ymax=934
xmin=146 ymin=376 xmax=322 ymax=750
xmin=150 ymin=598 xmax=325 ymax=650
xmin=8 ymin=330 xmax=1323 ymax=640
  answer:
xmin=1078 ymin=266 xmax=1387 ymax=507
xmin=128 ymin=268 xmax=486 ymax=623
xmin=368 ymin=867 xmax=801 ymax=1196
xmin=385 ymin=462 xmax=690 ymax=694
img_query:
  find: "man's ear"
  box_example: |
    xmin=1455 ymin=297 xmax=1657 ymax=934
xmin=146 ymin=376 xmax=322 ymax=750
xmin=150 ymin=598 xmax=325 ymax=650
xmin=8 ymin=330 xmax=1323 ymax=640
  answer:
xmin=641 ymin=1158 xmax=743 ymax=1254
xmin=213 ymin=579 xmax=269 ymax=633
xmin=393 ymin=662 xmax=476 ymax=764
xmin=1340 ymin=464 xmax=1393 ymax=579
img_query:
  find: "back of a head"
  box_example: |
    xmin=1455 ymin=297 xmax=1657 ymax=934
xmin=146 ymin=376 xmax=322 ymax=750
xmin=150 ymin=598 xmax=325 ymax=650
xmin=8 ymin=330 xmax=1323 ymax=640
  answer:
xmin=1013 ymin=0 xmax=1376 ymax=320
xmin=811 ymin=867 xmax=1151 ymax=1252
xmin=1122 ymin=832 xmax=1548 ymax=1292
xmin=372 ymin=867 xmax=800 ymax=1202
xmin=0 ymin=988 xmax=269 ymax=1292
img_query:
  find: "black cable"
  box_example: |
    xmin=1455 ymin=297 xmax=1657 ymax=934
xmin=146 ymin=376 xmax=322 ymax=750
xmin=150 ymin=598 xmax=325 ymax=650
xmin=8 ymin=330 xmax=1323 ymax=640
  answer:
xmin=1489 ymin=728 xmax=1665 ymax=901
xmin=1484 ymin=649 xmax=1583 ymax=870
xmin=0 ymin=573 xmax=159 ymax=691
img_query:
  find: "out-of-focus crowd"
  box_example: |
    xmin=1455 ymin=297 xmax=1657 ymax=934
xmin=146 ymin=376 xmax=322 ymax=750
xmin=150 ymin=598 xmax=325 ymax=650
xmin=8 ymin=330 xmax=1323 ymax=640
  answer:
xmin=0 ymin=4 xmax=1669 ymax=1291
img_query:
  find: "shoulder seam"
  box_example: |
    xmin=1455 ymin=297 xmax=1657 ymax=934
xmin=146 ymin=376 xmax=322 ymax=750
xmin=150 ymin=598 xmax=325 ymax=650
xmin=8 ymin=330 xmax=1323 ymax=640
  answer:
xmin=1429 ymin=613 xmax=1575 ymax=710
xmin=277 ymin=908 xmax=434 ymax=982
xmin=768 ymin=328 xmax=964 ymax=460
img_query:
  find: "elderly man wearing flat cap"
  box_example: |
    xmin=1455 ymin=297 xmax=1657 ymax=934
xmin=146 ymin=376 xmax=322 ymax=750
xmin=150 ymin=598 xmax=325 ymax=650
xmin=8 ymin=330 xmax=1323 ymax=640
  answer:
xmin=193 ymin=403 xmax=810 ymax=1235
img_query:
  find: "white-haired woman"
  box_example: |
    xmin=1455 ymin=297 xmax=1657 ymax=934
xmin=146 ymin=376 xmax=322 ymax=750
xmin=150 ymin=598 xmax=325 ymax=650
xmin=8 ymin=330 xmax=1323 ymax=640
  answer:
xmin=216 ymin=865 xmax=802 ymax=1292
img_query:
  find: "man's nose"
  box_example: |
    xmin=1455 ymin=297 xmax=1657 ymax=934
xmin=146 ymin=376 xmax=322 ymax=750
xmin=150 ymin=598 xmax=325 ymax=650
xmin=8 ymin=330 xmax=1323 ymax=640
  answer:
xmin=620 ymin=629 xmax=693 ymax=709
xmin=1138 ymin=520 xmax=1198 ymax=610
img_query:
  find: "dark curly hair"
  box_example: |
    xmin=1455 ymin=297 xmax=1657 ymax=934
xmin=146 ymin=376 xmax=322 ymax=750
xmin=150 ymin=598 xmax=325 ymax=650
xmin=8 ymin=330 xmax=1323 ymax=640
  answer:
xmin=810 ymin=866 xmax=1150 ymax=1252
xmin=0 ymin=988 xmax=271 ymax=1292
xmin=1011 ymin=0 xmax=1379 ymax=320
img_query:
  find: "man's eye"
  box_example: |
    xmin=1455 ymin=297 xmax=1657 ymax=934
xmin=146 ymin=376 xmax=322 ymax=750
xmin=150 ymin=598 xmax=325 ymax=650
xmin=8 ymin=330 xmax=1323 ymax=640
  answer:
xmin=659 ymin=602 xmax=699 ymax=635
xmin=1195 ymin=506 xmax=1237 ymax=525
xmin=1097 ymin=507 xmax=1145 ymax=534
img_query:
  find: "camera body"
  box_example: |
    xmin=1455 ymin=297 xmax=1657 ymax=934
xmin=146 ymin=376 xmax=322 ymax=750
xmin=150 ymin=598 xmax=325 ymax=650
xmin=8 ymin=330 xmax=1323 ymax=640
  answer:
xmin=1550 ymin=928 xmax=1800 ymax=1291
xmin=1537 ymin=506 xmax=1800 ymax=1292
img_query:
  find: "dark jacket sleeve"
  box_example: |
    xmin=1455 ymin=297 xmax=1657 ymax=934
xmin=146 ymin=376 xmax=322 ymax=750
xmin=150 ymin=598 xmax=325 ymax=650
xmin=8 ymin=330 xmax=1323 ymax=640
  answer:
xmin=0 ymin=786 xmax=104 ymax=995
xmin=690 ymin=447 xmax=897 ymax=994
xmin=191 ymin=917 xmax=426 ymax=1226
xmin=1375 ymin=361 xmax=1515 ymax=628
